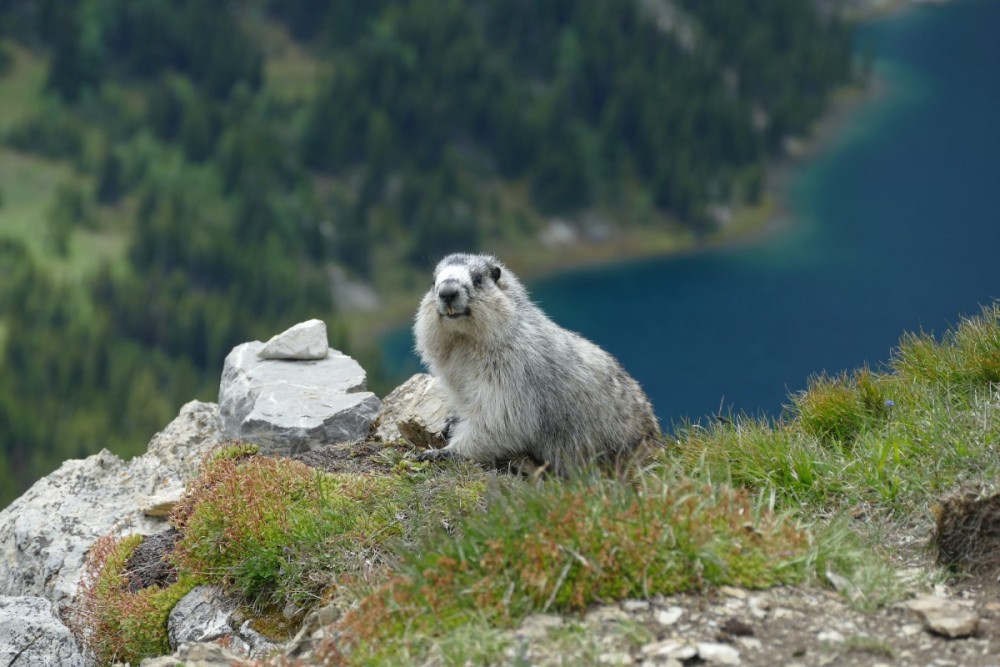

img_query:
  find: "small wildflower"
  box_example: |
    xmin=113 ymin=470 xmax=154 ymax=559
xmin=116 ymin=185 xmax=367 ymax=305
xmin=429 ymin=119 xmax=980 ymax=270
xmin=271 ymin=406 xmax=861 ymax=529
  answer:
xmin=884 ymin=400 xmax=895 ymax=408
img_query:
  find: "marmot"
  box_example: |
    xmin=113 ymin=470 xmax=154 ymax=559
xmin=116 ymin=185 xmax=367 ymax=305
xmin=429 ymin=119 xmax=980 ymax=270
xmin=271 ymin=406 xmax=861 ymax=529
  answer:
xmin=413 ymin=253 xmax=661 ymax=475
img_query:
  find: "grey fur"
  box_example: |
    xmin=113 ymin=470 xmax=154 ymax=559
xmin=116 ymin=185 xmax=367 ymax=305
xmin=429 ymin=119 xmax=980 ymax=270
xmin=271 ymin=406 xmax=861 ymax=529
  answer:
xmin=414 ymin=253 xmax=661 ymax=475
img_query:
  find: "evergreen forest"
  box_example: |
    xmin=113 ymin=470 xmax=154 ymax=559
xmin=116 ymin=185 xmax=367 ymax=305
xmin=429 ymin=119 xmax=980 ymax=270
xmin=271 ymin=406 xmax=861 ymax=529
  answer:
xmin=0 ymin=0 xmax=857 ymax=507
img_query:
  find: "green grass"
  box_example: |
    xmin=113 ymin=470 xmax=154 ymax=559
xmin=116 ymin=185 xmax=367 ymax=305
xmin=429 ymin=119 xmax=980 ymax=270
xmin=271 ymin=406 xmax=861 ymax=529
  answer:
xmin=678 ymin=303 xmax=1000 ymax=515
xmin=330 ymin=475 xmax=878 ymax=665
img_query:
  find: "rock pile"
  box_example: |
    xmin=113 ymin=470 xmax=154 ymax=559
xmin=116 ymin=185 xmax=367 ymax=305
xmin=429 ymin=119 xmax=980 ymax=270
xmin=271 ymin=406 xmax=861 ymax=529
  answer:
xmin=0 ymin=321 xmax=386 ymax=665
xmin=219 ymin=321 xmax=381 ymax=456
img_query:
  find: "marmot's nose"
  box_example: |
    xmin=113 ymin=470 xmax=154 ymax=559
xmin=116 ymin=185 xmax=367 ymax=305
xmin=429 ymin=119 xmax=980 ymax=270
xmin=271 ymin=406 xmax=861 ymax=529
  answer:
xmin=438 ymin=281 xmax=460 ymax=305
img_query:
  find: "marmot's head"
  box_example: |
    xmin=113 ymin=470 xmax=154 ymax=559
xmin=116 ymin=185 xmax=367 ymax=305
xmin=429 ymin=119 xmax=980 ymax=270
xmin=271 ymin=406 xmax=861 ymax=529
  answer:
xmin=426 ymin=253 xmax=504 ymax=322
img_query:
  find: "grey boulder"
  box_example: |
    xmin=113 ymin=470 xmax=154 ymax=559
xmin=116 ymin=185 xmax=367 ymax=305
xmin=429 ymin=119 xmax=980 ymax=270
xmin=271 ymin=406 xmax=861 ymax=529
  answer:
xmin=0 ymin=402 xmax=223 ymax=612
xmin=219 ymin=342 xmax=381 ymax=455
xmin=168 ymin=585 xmax=282 ymax=659
xmin=0 ymin=596 xmax=87 ymax=666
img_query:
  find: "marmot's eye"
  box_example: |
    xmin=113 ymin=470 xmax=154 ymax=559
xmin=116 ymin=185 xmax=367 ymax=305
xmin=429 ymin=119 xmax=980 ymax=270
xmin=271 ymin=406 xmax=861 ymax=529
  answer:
xmin=472 ymin=273 xmax=483 ymax=287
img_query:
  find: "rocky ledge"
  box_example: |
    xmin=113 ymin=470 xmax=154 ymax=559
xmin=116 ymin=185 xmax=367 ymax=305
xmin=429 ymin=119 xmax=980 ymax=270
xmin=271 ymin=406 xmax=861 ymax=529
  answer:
xmin=0 ymin=320 xmax=997 ymax=666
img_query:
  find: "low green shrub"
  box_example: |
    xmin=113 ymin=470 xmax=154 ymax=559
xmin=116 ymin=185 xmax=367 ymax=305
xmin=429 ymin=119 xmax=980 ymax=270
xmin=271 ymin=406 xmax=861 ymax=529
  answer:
xmin=791 ymin=367 xmax=892 ymax=446
xmin=891 ymin=302 xmax=1000 ymax=387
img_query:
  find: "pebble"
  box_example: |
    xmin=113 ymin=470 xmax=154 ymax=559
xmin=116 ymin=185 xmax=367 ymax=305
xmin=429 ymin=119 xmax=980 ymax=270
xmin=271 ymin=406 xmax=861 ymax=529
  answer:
xmin=516 ymin=613 xmax=565 ymax=640
xmin=586 ymin=605 xmax=630 ymax=625
xmin=622 ymin=599 xmax=651 ymax=613
xmin=817 ymin=630 xmax=845 ymax=643
xmin=640 ymin=640 xmax=697 ymax=660
xmin=655 ymin=606 xmax=684 ymax=626
xmin=719 ymin=586 xmax=748 ymax=600
xmin=697 ymin=642 xmax=741 ymax=665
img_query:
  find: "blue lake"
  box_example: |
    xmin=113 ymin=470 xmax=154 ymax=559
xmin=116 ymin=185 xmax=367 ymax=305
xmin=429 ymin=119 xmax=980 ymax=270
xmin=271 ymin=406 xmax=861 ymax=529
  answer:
xmin=385 ymin=0 xmax=1000 ymax=428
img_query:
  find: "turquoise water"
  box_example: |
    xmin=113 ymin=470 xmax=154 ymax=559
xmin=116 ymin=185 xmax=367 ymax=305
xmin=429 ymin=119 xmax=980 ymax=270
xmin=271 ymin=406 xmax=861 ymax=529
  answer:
xmin=385 ymin=0 xmax=1000 ymax=427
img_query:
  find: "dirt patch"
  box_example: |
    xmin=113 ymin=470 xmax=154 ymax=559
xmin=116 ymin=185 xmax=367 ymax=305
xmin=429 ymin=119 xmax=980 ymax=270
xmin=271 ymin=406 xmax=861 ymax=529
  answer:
xmin=501 ymin=584 xmax=1000 ymax=667
xmin=291 ymin=439 xmax=409 ymax=475
xmin=122 ymin=528 xmax=181 ymax=592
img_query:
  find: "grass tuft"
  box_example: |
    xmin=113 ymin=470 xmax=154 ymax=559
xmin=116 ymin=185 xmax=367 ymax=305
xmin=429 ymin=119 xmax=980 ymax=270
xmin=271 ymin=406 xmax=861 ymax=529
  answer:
xmin=68 ymin=533 xmax=199 ymax=665
xmin=170 ymin=451 xmax=488 ymax=615
xmin=891 ymin=302 xmax=1000 ymax=388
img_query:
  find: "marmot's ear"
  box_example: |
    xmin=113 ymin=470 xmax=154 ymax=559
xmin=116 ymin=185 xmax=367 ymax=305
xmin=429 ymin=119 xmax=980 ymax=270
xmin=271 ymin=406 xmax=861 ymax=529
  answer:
xmin=490 ymin=265 xmax=502 ymax=283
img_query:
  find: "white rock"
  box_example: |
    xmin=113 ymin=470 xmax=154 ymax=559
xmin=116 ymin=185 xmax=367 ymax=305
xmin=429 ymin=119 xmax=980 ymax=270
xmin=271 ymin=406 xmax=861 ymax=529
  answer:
xmin=0 ymin=401 xmax=222 ymax=612
xmin=141 ymin=641 xmax=252 ymax=666
xmin=515 ymin=613 xmax=564 ymax=640
xmin=719 ymin=586 xmax=748 ymax=600
xmin=168 ymin=585 xmax=282 ymax=659
xmin=640 ymin=640 xmax=697 ymax=660
xmin=140 ymin=486 xmax=185 ymax=517
xmin=219 ymin=342 xmax=380 ymax=455
xmin=655 ymin=606 xmax=684 ymax=626
xmin=697 ymin=642 xmax=741 ymax=665
xmin=0 ymin=596 xmax=87 ymax=666
xmin=622 ymin=599 xmax=651 ymax=612
xmin=585 ymin=605 xmax=630 ymax=625
xmin=238 ymin=619 xmax=283 ymax=657
xmin=817 ymin=630 xmax=845 ymax=643
xmin=902 ymin=595 xmax=979 ymax=639
xmin=257 ymin=319 xmax=329 ymax=360
xmin=169 ymin=585 xmax=240 ymax=650
xmin=923 ymin=610 xmax=979 ymax=639
xmin=598 ymin=652 xmax=634 ymax=665
xmin=374 ymin=373 xmax=450 ymax=447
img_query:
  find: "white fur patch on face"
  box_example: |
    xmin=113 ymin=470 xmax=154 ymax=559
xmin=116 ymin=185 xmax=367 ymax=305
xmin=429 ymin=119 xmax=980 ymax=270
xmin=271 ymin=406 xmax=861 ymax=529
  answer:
xmin=436 ymin=264 xmax=472 ymax=288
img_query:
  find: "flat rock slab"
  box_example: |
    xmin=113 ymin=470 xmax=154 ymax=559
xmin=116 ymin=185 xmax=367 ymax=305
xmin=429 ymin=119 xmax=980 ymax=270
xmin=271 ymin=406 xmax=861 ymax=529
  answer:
xmin=0 ymin=596 xmax=86 ymax=666
xmin=257 ymin=319 xmax=329 ymax=360
xmin=220 ymin=342 xmax=381 ymax=455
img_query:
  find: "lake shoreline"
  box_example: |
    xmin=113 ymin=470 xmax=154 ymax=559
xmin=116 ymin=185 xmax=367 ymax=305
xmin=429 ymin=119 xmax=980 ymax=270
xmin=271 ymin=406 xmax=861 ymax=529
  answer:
xmin=360 ymin=6 xmax=909 ymax=384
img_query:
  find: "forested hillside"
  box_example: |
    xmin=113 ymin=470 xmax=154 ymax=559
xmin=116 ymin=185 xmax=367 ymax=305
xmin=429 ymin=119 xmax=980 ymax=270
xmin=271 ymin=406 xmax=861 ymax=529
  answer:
xmin=0 ymin=0 xmax=857 ymax=506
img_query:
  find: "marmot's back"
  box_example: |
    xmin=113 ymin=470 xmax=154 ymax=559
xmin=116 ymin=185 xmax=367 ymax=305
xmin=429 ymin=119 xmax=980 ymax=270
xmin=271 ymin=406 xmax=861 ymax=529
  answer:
xmin=414 ymin=253 xmax=661 ymax=475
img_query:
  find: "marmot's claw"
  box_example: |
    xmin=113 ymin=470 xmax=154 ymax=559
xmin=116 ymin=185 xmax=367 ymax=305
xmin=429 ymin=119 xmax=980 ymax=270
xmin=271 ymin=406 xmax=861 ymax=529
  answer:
xmin=416 ymin=448 xmax=454 ymax=462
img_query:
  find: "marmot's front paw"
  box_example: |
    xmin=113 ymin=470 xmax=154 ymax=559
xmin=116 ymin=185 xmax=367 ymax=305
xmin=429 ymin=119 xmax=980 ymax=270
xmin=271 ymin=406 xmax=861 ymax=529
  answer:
xmin=415 ymin=447 xmax=455 ymax=462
